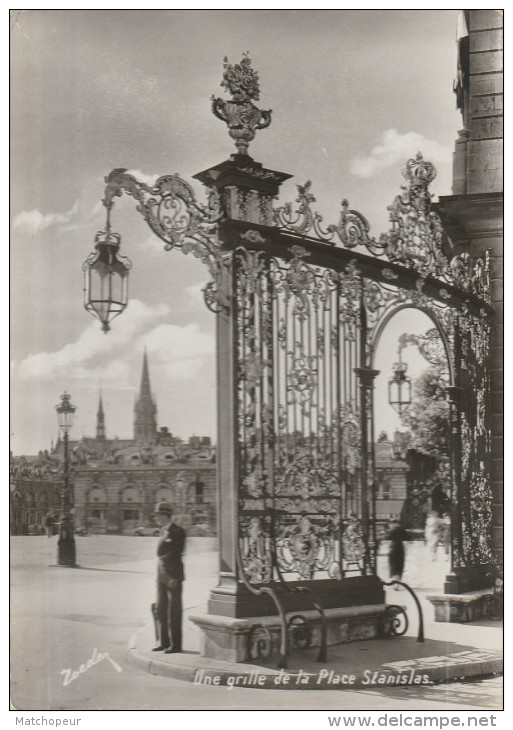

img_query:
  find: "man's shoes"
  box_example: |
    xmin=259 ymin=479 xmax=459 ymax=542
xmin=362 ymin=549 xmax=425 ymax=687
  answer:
xmin=152 ymin=645 xmax=170 ymax=652
xmin=164 ymin=647 xmax=182 ymax=654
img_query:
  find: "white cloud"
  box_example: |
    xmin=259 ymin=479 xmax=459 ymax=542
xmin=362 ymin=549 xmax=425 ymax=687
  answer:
xmin=142 ymin=231 xmax=168 ymax=255
xmin=350 ymin=129 xmax=452 ymax=179
xmin=143 ymin=323 xmax=215 ymax=379
xmin=125 ymin=169 xmax=160 ymax=187
xmin=16 ymin=299 xmax=213 ymax=384
xmin=186 ymin=281 xmax=208 ymax=307
xmin=12 ymin=200 xmax=79 ymax=235
xmin=17 ymin=299 xmax=169 ymax=383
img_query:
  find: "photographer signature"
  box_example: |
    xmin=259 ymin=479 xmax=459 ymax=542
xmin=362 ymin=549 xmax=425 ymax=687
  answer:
xmin=61 ymin=648 xmax=122 ymax=686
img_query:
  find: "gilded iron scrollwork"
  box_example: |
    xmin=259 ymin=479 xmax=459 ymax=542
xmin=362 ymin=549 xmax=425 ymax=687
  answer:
xmin=239 ymin=515 xmax=273 ymax=583
xmin=275 ymin=515 xmax=338 ymax=579
xmin=363 ymin=277 xmax=456 ymax=369
xmin=453 ymin=308 xmax=494 ymax=568
xmin=235 ymin=244 xmax=367 ymax=584
xmin=342 ymin=513 xmax=366 ymax=569
xmin=234 ymin=149 xmax=494 ymax=588
xmin=273 ymin=154 xmax=490 ymax=304
xmin=397 ymin=329 xmax=447 ymax=369
xmin=102 ymin=168 xmax=228 ymax=313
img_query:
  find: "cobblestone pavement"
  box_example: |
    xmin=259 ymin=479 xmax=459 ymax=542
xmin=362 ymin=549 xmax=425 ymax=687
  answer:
xmin=10 ymin=536 xmax=503 ymax=711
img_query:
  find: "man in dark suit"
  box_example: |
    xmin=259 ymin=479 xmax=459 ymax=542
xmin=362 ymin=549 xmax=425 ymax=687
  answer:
xmin=152 ymin=502 xmax=185 ymax=654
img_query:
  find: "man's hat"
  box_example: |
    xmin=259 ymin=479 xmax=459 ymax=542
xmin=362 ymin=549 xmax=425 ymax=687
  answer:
xmin=155 ymin=501 xmax=173 ymax=515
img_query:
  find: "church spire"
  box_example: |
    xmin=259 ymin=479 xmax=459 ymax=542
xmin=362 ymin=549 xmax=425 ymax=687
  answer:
xmin=96 ymin=391 xmax=106 ymax=441
xmin=134 ymin=350 xmax=158 ymax=444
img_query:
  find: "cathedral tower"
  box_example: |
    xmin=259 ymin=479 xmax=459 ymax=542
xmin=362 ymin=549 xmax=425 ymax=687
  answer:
xmin=96 ymin=392 xmax=106 ymax=441
xmin=133 ymin=351 xmax=158 ymax=445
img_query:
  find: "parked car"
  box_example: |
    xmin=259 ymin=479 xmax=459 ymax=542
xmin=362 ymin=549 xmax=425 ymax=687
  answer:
xmin=27 ymin=524 xmax=45 ymax=535
xmin=132 ymin=524 xmax=161 ymax=536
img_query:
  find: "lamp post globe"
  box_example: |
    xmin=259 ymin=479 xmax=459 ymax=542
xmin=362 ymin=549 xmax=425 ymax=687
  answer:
xmin=55 ymin=392 xmax=77 ymax=567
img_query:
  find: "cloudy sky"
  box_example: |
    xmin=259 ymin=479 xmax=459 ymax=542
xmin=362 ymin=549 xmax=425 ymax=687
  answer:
xmin=10 ymin=9 xmax=462 ymax=455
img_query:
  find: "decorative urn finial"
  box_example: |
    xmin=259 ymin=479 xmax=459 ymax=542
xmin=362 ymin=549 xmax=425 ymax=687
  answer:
xmin=211 ymin=52 xmax=272 ymax=156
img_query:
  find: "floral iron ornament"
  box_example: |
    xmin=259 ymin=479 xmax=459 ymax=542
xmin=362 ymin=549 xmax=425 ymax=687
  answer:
xmin=212 ymin=53 xmax=272 ymax=155
xmin=275 ymin=153 xmax=491 ymax=304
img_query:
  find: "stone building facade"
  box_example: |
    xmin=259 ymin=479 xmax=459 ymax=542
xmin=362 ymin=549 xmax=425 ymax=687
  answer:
xmin=438 ymin=9 xmax=503 ymax=560
xmin=72 ymin=460 xmax=216 ymax=535
xmin=9 ymin=451 xmax=61 ymax=534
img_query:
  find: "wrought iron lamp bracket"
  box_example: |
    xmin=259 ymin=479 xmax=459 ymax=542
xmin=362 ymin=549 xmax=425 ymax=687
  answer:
xmin=101 ymin=168 xmax=230 ymax=313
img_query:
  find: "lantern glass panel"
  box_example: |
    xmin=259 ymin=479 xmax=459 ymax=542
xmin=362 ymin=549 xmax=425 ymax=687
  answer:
xmin=388 ymin=373 xmax=412 ymax=414
xmin=83 ymin=238 xmax=131 ymax=331
xmin=56 ymin=394 xmax=76 ymax=433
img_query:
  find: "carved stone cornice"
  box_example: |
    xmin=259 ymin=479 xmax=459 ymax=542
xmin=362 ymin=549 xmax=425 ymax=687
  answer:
xmin=436 ymin=192 xmax=503 ymax=249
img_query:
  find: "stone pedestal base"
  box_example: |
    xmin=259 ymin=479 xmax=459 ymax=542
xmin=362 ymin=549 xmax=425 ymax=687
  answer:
xmin=189 ymin=604 xmax=390 ymax=663
xmin=426 ymin=589 xmax=496 ymax=623
xmin=443 ymin=566 xmax=495 ymax=594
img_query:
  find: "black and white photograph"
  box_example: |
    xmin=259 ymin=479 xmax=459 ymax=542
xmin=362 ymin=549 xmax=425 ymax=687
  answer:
xmin=10 ymin=8 xmax=503 ymax=721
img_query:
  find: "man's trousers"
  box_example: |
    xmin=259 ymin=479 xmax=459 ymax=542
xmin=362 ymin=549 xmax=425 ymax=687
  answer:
xmin=156 ymin=576 xmax=183 ymax=650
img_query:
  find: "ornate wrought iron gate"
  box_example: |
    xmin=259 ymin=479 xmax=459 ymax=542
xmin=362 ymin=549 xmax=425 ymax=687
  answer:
xmin=226 ymin=152 xmax=495 ymax=586
xmin=96 ymin=56 xmax=496 ymax=606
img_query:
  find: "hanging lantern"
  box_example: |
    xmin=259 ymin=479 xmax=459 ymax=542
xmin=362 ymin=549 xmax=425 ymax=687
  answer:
xmin=82 ymin=207 xmax=131 ymax=333
xmin=388 ymin=360 xmax=412 ymax=415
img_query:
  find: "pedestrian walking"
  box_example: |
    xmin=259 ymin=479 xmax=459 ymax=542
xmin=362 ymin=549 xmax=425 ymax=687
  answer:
xmin=424 ymin=511 xmax=441 ymax=560
xmin=425 ymin=483 xmax=451 ymax=560
xmin=44 ymin=513 xmax=53 ymax=538
xmin=431 ymin=483 xmax=451 ymax=518
xmin=152 ymin=502 xmax=186 ymax=654
xmin=386 ymin=518 xmax=409 ymax=588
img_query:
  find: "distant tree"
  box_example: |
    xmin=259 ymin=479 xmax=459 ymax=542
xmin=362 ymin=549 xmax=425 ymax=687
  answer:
xmin=399 ymin=365 xmax=450 ymax=461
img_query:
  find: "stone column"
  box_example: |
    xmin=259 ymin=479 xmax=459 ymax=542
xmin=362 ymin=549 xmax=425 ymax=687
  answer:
xmin=437 ymin=9 xmax=503 ymax=564
xmin=427 ymin=11 xmax=502 ymax=619
xmin=194 ymin=154 xmax=292 ymax=618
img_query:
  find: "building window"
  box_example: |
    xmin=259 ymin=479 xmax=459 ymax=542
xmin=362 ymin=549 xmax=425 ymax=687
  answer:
xmin=379 ymin=479 xmax=391 ymax=500
xmin=195 ymin=480 xmax=204 ymax=504
xmin=123 ymin=509 xmax=139 ymax=521
xmin=90 ymin=510 xmax=104 ymax=520
xmin=89 ymin=487 xmax=106 ymax=503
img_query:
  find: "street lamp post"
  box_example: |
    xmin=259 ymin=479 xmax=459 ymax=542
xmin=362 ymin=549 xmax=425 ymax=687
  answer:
xmin=55 ymin=392 xmax=77 ymax=566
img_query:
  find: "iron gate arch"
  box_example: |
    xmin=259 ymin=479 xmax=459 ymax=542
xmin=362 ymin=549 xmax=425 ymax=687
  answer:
xmin=367 ymin=303 xmax=455 ymax=384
